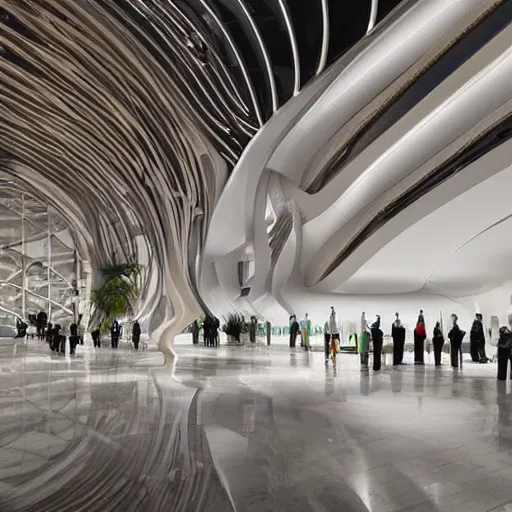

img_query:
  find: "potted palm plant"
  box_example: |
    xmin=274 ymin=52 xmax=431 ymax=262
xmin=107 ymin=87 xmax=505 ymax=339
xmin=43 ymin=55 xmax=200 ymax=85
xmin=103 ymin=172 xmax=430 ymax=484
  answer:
xmin=91 ymin=262 xmax=142 ymax=331
xmin=223 ymin=313 xmax=247 ymax=344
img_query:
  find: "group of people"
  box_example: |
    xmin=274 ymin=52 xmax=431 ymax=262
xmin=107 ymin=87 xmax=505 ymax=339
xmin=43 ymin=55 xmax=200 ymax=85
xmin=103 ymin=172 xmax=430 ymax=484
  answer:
xmin=289 ymin=313 xmax=313 ymax=350
xmin=90 ymin=320 xmax=142 ymax=350
xmin=13 ymin=313 xmax=144 ymax=353
xmin=15 ymin=310 xmax=50 ymax=340
xmin=358 ymin=310 xmax=490 ymax=371
xmin=15 ymin=313 xmax=85 ymax=356
xmin=288 ymin=308 xmax=496 ymax=373
xmin=44 ymin=321 xmax=84 ymax=355
xmin=191 ymin=316 xmax=220 ymax=347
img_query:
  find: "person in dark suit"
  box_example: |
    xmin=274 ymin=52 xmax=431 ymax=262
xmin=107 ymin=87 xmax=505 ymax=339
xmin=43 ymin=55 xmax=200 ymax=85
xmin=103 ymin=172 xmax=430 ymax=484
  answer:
xmin=289 ymin=315 xmax=299 ymax=348
xmin=249 ymin=316 xmax=257 ymax=343
xmin=370 ymin=316 xmax=383 ymax=371
xmin=36 ymin=310 xmax=48 ymax=341
xmin=15 ymin=318 xmax=27 ymax=338
xmin=448 ymin=314 xmax=465 ymax=369
xmin=91 ymin=326 xmax=101 ymax=348
xmin=391 ymin=313 xmax=406 ymax=365
xmin=45 ymin=323 xmax=54 ymax=345
xmin=470 ymin=313 xmax=487 ymax=363
xmin=432 ymin=322 xmax=445 ymax=366
xmin=497 ymin=326 xmax=512 ymax=380
xmin=203 ymin=316 xmax=213 ymax=346
xmin=69 ymin=322 xmax=79 ymax=355
xmin=111 ymin=319 xmax=121 ymax=349
xmin=132 ymin=321 xmax=141 ymax=350
xmin=51 ymin=324 xmax=64 ymax=353
xmin=190 ymin=320 xmax=199 ymax=345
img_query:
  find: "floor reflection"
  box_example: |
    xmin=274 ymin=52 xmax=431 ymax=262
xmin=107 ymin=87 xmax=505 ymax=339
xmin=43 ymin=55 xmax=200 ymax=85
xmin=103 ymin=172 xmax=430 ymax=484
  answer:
xmin=0 ymin=340 xmax=511 ymax=511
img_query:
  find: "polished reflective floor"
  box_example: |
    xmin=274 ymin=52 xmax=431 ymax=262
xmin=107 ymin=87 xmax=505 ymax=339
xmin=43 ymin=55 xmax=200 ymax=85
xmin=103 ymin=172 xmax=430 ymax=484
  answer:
xmin=0 ymin=338 xmax=511 ymax=512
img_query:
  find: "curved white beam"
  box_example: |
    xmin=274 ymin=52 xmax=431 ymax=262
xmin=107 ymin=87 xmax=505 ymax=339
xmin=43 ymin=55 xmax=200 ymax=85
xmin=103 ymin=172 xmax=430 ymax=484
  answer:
xmin=277 ymin=0 xmax=301 ymax=95
xmin=305 ymin=51 xmax=512 ymax=288
xmin=268 ymin=0 xmax=492 ymax=184
xmin=367 ymin=0 xmax=379 ymax=33
xmin=316 ymin=0 xmax=330 ymax=76
xmin=310 ymin=135 xmax=512 ymax=294
xmin=284 ymin=20 xmax=512 ymax=225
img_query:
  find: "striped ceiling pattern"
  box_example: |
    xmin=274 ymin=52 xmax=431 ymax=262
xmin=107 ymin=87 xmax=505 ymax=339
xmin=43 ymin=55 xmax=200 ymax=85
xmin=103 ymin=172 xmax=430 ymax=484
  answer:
xmin=0 ymin=0 xmax=403 ymax=355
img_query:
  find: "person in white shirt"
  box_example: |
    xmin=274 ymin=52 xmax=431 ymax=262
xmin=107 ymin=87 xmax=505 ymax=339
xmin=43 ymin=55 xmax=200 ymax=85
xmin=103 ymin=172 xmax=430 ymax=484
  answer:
xmin=326 ymin=307 xmax=340 ymax=363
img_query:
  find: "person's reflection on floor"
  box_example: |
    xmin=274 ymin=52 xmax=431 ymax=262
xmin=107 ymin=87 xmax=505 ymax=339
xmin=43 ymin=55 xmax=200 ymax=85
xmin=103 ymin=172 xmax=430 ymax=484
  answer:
xmin=325 ymin=366 xmax=336 ymax=396
xmin=451 ymin=370 xmax=463 ymax=398
xmin=370 ymin=372 xmax=382 ymax=394
xmin=470 ymin=378 xmax=487 ymax=407
xmin=414 ymin=365 xmax=426 ymax=393
xmin=359 ymin=373 xmax=370 ymax=396
xmin=390 ymin=367 xmax=403 ymax=394
xmin=495 ymin=380 xmax=512 ymax=450
xmin=290 ymin=353 xmax=297 ymax=367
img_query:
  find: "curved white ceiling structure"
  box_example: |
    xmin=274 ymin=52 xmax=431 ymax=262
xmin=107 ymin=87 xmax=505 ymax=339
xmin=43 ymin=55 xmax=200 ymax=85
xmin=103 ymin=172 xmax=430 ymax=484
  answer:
xmin=201 ymin=0 xmax=512 ymax=330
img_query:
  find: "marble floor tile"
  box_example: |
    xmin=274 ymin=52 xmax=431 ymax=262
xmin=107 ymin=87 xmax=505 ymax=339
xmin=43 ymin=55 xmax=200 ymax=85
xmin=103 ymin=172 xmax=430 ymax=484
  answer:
xmin=0 ymin=339 xmax=511 ymax=511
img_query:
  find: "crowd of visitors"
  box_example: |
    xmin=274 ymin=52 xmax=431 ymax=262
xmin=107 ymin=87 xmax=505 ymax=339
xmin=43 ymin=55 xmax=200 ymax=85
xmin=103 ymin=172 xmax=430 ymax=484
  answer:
xmin=11 ymin=311 xmax=145 ymax=354
xmin=286 ymin=307 xmax=512 ymax=381
xmin=190 ymin=316 xmax=220 ymax=347
xmin=12 ymin=306 xmax=512 ymax=382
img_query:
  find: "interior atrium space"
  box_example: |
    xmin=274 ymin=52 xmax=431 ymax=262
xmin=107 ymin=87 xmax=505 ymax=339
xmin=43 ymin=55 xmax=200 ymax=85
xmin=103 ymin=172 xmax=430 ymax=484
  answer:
xmin=1 ymin=1 xmax=512 ymax=511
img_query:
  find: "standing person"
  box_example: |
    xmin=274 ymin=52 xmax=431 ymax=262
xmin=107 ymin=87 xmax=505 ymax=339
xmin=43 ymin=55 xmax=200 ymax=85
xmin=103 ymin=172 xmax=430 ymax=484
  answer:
xmin=324 ymin=307 xmax=340 ymax=362
xmin=207 ymin=316 xmax=216 ymax=347
xmin=370 ymin=316 xmax=383 ymax=371
xmin=392 ymin=313 xmax=406 ymax=365
xmin=203 ymin=317 xmax=211 ymax=346
xmin=111 ymin=319 xmax=120 ymax=349
xmin=91 ymin=326 xmax=101 ymax=348
xmin=191 ymin=320 xmax=199 ymax=345
xmin=300 ymin=313 xmax=312 ymax=351
xmin=432 ymin=321 xmax=445 ymax=366
xmin=36 ymin=310 xmax=47 ymax=341
xmin=45 ymin=323 xmax=54 ymax=345
xmin=470 ymin=313 xmax=488 ymax=363
xmin=289 ymin=315 xmax=300 ymax=348
xmin=69 ymin=321 xmax=79 ymax=355
xmin=132 ymin=321 xmax=141 ymax=351
xmin=414 ymin=310 xmax=426 ymax=365
xmin=448 ymin=314 xmax=465 ymax=369
xmin=51 ymin=324 xmax=63 ymax=353
xmin=497 ymin=326 xmax=512 ymax=380
xmin=249 ymin=316 xmax=257 ymax=343
xmin=359 ymin=312 xmax=370 ymax=370
xmin=328 ymin=307 xmax=340 ymax=349
xmin=15 ymin=318 xmax=28 ymax=338
xmin=323 ymin=321 xmax=330 ymax=363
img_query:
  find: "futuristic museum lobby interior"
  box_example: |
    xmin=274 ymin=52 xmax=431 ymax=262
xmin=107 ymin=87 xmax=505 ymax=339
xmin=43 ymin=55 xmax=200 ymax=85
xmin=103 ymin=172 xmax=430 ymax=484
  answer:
xmin=2 ymin=0 xmax=512 ymax=511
